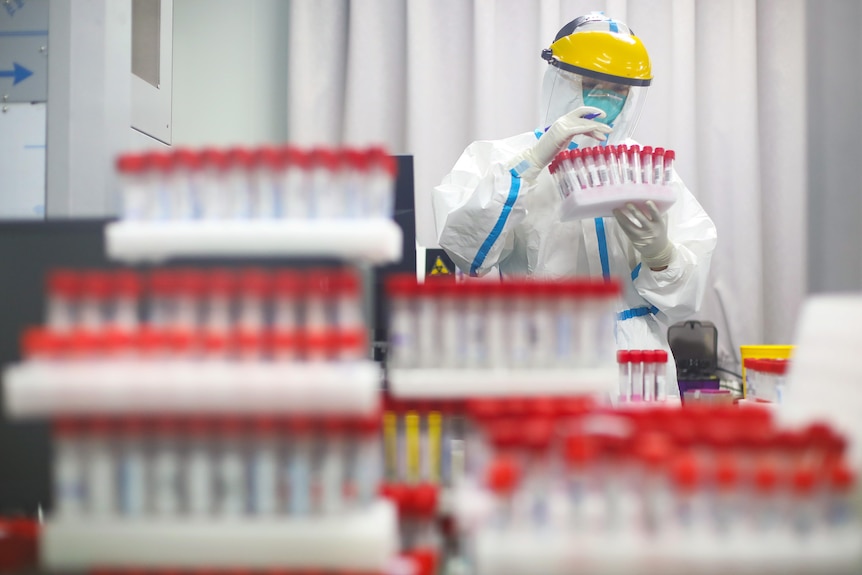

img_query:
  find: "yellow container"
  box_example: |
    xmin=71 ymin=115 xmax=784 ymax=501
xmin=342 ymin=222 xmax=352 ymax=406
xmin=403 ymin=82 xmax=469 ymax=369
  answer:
xmin=739 ymin=344 xmax=794 ymax=398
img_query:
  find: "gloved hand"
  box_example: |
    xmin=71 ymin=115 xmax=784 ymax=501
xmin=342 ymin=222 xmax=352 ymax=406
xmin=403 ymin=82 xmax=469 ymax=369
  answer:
xmin=510 ymin=106 xmax=612 ymax=174
xmin=613 ymin=200 xmax=676 ymax=270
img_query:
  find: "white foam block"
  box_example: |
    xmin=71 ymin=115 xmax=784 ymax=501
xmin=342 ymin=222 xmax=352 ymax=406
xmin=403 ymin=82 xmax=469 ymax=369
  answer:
xmin=780 ymin=294 xmax=862 ymax=469
xmin=559 ymin=183 xmax=677 ymax=221
xmin=4 ymin=360 xmax=381 ymax=417
xmin=388 ymin=367 xmax=616 ymax=398
xmin=105 ymin=219 xmax=403 ymax=264
xmin=41 ymin=500 xmax=398 ymax=570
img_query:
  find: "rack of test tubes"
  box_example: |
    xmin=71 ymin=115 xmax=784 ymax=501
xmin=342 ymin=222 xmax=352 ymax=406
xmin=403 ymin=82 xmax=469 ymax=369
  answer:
xmin=2 ymin=266 xmax=398 ymax=571
xmin=446 ymin=400 xmax=862 ymax=575
xmin=4 ymin=267 xmax=381 ymax=416
xmin=106 ymin=145 xmax=402 ymax=264
xmin=616 ymin=349 xmax=671 ymax=404
xmin=743 ymin=358 xmax=789 ymax=404
xmin=385 ymin=276 xmax=622 ymax=398
xmin=550 ymin=145 xmax=678 ymax=221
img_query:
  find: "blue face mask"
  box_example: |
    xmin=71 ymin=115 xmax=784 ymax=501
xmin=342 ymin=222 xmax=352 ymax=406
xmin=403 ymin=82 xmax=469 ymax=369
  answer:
xmin=582 ymin=88 xmax=627 ymax=125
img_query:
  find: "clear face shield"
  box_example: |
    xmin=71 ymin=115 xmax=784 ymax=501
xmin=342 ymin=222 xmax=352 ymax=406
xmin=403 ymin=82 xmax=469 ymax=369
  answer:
xmin=540 ymin=66 xmax=648 ymax=148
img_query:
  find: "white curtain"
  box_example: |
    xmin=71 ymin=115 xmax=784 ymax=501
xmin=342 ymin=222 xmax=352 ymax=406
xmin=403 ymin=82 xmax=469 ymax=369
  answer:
xmin=286 ymin=0 xmax=807 ymax=368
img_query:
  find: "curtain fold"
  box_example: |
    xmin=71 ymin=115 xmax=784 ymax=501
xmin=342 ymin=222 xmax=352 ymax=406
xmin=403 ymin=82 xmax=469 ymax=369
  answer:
xmin=285 ymin=0 xmax=807 ymax=362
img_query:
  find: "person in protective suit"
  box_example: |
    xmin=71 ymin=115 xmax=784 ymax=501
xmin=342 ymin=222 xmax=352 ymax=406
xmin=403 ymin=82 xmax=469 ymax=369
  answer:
xmin=432 ymin=13 xmax=717 ymax=389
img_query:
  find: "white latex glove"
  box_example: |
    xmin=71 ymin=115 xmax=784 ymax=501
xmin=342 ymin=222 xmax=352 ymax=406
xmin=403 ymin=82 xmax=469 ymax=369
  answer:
xmin=511 ymin=106 xmax=612 ymax=174
xmin=613 ymin=200 xmax=676 ymax=270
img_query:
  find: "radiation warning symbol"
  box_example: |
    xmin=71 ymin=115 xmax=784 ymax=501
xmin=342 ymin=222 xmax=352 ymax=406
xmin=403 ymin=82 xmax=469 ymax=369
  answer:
xmin=429 ymin=256 xmax=451 ymax=276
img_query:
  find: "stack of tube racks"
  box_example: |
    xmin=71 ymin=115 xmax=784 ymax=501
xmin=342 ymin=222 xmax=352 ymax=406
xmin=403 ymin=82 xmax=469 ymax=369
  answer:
xmin=3 ymin=143 xmax=404 ymax=575
xmin=2 ymin=265 xmax=397 ymax=571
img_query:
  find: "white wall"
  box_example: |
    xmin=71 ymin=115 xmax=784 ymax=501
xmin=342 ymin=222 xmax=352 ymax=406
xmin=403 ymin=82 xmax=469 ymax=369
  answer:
xmin=171 ymin=0 xmax=288 ymax=148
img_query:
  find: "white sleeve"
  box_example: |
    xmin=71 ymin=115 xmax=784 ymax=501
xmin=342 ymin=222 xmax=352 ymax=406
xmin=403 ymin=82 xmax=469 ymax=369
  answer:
xmin=431 ymin=139 xmax=538 ymax=277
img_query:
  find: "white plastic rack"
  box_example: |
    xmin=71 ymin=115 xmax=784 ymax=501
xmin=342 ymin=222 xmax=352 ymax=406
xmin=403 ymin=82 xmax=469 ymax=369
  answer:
xmin=41 ymin=500 xmax=398 ymax=570
xmin=387 ymin=367 xmax=617 ymax=398
xmin=4 ymin=360 xmax=381 ymax=417
xmin=105 ymin=219 xmax=403 ymax=264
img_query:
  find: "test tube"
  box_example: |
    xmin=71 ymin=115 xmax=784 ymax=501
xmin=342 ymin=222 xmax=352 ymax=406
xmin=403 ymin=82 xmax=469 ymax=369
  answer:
xmin=225 ymin=147 xmax=255 ymax=219
xmin=355 ymin=415 xmax=383 ymax=507
xmin=642 ymin=350 xmax=657 ymax=402
xmin=175 ymin=268 xmax=206 ymax=331
xmin=170 ymin=148 xmax=201 ymax=220
xmin=366 ymin=146 xmax=397 ymax=219
xmin=117 ymin=417 xmax=147 ymax=516
xmin=150 ymin=415 xmax=181 ymax=516
xmin=548 ymin=158 xmax=565 ymax=199
xmin=341 ymin=147 xmax=368 ymax=218
xmin=406 ymin=411 xmax=422 ymax=483
xmin=116 ymin=154 xmax=150 ymax=220
xmin=571 ymin=149 xmax=591 ymax=190
xmin=594 ymin=147 xmax=610 ymax=186
xmin=46 ymin=269 xmax=80 ymax=332
xmin=617 ymin=145 xmax=631 ymax=184
xmin=215 ymin=417 xmax=248 ymax=516
xmin=53 ymin=418 xmax=86 ymax=517
xmin=531 ymin=281 xmax=556 ymax=368
xmin=86 ymin=417 xmax=116 ymax=516
xmin=583 ymin=148 xmax=602 ymax=187
xmin=280 ymin=146 xmax=311 ymax=219
xmin=203 ymin=268 xmax=235 ymax=334
xmin=237 ymin=268 xmax=271 ymax=332
xmin=304 ymin=269 xmax=333 ymax=341
xmin=272 ymin=269 xmax=302 ymax=357
xmin=250 ymin=416 xmax=279 ymax=515
xmin=111 ymin=270 xmax=141 ymax=331
xmin=308 ymin=148 xmax=340 ymax=219
xmin=628 ymin=145 xmax=641 ymax=185
xmin=652 ymin=148 xmax=665 ymax=186
xmin=663 ymin=150 xmax=675 ymax=185
xmin=462 ymin=282 xmax=487 ymax=368
xmin=320 ymin=419 xmax=346 ymax=514
xmin=144 ymin=151 xmax=174 ymax=220
xmin=80 ymin=271 xmax=112 ymax=331
xmin=640 ymin=146 xmax=654 ymax=184
xmin=629 ymin=351 xmax=644 ymax=401
xmin=148 ymin=270 xmax=176 ymax=329
xmin=199 ymin=148 xmax=229 ymax=220
xmin=437 ymin=282 xmax=461 ymax=368
xmin=286 ymin=417 xmax=313 ymax=515
xmin=185 ymin=416 xmax=214 ymax=515
xmin=509 ymin=280 xmax=533 ymax=368
xmin=486 ymin=456 xmax=520 ymax=529
xmin=416 ymin=281 xmax=440 ymax=369
xmin=387 ymin=275 xmax=418 ymax=369
xmin=560 ymin=152 xmax=581 ymax=197
xmin=605 ymin=147 xmax=622 ymax=186
xmin=617 ymin=350 xmax=631 ymax=402
xmin=484 ymin=282 xmax=508 ymax=368
xmin=252 ymin=146 xmax=283 ymax=219
xmin=383 ymin=409 xmax=400 ymax=481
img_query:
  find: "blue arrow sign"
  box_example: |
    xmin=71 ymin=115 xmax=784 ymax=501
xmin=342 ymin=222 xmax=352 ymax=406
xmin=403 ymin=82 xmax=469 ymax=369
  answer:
xmin=0 ymin=62 xmax=33 ymax=85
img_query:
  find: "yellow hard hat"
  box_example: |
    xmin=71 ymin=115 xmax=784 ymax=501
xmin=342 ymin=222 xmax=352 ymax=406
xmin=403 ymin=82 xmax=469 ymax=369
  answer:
xmin=541 ymin=29 xmax=652 ymax=87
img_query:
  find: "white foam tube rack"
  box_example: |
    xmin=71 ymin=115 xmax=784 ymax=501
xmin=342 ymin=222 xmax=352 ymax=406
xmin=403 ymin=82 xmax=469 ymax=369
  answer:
xmin=4 ymin=360 xmax=381 ymax=417
xmin=387 ymin=367 xmax=617 ymax=398
xmin=41 ymin=499 xmax=398 ymax=571
xmin=449 ymin=485 xmax=862 ymax=575
xmin=105 ymin=220 xmax=403 ymax=264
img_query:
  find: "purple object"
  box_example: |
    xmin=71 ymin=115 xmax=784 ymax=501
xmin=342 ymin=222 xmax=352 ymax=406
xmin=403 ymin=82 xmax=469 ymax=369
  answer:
xmin=677 ymin=378 xmax=720 ymax=395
